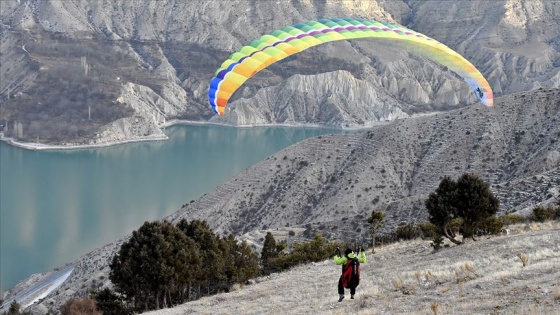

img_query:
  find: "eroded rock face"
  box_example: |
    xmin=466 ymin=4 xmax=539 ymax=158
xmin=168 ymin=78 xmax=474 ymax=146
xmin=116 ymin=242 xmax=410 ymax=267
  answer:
xmin=1 ymin=0 xmax=560 ymax=144
xmin=216 ymin=71 xmax=409 ymax=128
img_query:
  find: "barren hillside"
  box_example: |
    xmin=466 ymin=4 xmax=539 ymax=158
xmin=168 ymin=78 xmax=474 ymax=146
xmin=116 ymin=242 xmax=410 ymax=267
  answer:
xmin=145 ymin=221 xmax=560 ymax=315
xmin=170 ymin=88 xmax=560 ymax=242
xmin=1 ymin=0 xmax=560 ymax=144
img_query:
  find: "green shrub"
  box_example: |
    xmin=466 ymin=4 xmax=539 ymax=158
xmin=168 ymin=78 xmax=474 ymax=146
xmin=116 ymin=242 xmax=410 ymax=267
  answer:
xmin=478 ymin=216 xmax=504 ymax=235
xmin=395 ymin=222 xmax=421 ymax=240
xmin=417 ymin=222 xmax=437 ymax=239
xmin=4 ymin=302 xmax=33 ymax=315
xmin=531 ymin=205 xmax=556 ymax=222
xmin=431 ymin=234 xmax=444 ymax=251
xmin=500 ymin=213 xmax=526 ymax=225
xmin=448 ymin=218 xmax=463 ymax=235
xmin=376 ymin=232 xmax=398 ymax=246
xmin=265 ymin=234 xmax=342 ymax=273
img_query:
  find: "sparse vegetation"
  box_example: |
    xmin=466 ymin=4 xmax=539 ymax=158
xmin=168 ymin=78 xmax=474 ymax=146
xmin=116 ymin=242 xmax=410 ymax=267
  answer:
xmin=60 ymin=298 xmax=101 ymax=315
xmin=263 ymin=234 xmax=341 ymax=273
xmin=530 ymin=205 xmax=557 ymax=222
xmin=2 ymin=302 xmax=33 ymax=315
xmin=395 ymin=222 xmax=421 ymax=240
xmin=417 ymin=222 xmax=438 ymax=239
xmin=391 ymin=276 xmax=404 ymax=292
xmin=553 ymin=287 xmax=560 ymax=302
xmin=430 ymin=301 xmax=439 ymax=315
xmin=478 ymin=215 xmax=505 ymax=235
xmin=517 ymin=252 xmax=529 ymax=267
xmin=500 ymin=213 xmax=526 ymax=225
xmin=1 ymin=38 xmax=142 ymax=143
xmin=367 ymin=210 xmax=384 ymax=252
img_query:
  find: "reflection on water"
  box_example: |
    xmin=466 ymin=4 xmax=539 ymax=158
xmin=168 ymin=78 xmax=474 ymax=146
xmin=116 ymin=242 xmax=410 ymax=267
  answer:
xmin=0 ymin=124 xmax=351 ymax=291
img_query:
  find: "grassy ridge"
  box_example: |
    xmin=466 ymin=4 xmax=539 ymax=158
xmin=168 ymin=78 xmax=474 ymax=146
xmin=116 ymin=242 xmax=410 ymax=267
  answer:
xmin=147 ymin=221 xmax=560 ymax=315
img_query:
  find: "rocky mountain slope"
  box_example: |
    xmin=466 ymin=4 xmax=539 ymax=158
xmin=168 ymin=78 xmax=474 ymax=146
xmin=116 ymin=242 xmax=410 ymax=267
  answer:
xmin=8 ymin=87 xmax=559 ymax=314
xmin=1 ymin=0 xmax=560 ymax=144
xmin=171 ymin=88 xmax=560 ymax=241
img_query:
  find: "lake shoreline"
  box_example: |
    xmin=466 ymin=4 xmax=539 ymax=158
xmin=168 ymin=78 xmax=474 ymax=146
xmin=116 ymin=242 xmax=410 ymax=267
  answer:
xmin=0 ymin=122 xmax=355 ymax=294
xmin=0 ymin=119 xmax=372 ymax=151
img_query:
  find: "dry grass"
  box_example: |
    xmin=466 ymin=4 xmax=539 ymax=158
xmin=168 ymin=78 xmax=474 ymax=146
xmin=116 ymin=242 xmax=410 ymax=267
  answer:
xmin=146 ymin=222 xmax=560 ymax=315
xmin=430 ymin=301 xmax=439 ymax=315
xmin=553 ymin=286 xmax=560 ymax=302
xmin=517 ymin=252 xmax=529 ymax=267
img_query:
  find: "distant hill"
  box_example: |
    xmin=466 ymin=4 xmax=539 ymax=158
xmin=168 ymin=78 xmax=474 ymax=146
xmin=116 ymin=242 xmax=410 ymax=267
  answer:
xmin=169 ymin=88 xmax=560 ymax=243
xmin=1 ymin=0 xmax=560 ymax=144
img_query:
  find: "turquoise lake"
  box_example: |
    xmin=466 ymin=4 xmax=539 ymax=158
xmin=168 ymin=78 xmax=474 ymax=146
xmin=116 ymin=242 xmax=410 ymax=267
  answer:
xmin=0 ymin=124 xmax=351 ymax=291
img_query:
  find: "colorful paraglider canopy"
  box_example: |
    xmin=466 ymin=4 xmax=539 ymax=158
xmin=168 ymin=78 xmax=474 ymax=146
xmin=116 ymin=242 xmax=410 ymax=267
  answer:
xmin=208 ymin=17 xmax=493 ymax=116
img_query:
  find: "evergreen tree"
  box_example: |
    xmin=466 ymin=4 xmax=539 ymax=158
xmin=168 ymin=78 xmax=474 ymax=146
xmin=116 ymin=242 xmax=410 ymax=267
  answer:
xmin=219 ymin=235 xmax=241 ymax=290
xmin=263 ymin=234 xmax=342 ymax=272
xmin=109 ymin=221 xmax=198 ymax=311
xmin=425 ymin=174 xmax=499 ymax=244
xmin=261 ymin=232 xmax=279 ymax=275
xmin=367 ymin=209 xmax=385 ymax=252
xmin=4 ymin=302 xmax=32 ymax=315
xmin=177 ymin=219 xmax=224 ymax=297
xmin=290 ymin=233 xmax=337 ymax=262
xmin=455 ymin=173 xmax=499 ymax=240
xmin=91 ymin=288 xmax=131 ymax=315
xmin=425 ymin=176 xmax=461 ymax=244
xmin=224 ymin=237 xmax=259 ymax=285
xmin=236 ymin=240 xmax=260 ymax=283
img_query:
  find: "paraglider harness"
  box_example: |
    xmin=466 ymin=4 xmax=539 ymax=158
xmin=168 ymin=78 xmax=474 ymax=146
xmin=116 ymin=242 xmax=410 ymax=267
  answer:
xmin=337 ymin=247 xmax=361 ymax=288
xmin=476 ymin=87 xmax=484 ymax=98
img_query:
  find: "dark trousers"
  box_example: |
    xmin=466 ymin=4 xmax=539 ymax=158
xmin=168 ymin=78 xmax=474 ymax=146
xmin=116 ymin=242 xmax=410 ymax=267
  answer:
xmin=338 ymin=276 xmax=356 ymax=295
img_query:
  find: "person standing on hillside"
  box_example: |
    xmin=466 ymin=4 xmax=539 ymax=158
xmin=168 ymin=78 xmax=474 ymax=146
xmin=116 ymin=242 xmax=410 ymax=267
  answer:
xmin=333 ymin=247 xmax=366 ymax=302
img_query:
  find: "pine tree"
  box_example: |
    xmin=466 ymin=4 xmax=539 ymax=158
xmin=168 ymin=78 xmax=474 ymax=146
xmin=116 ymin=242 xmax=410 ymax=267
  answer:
xmin=455 ymin=173 xmax=499 ymax=240
xmin=261 ymin=232 xmax=279 ymax=275
xmin=109 ymin=221 xmax=198 ymax=311
xmin=425 ymin=176 xmax=461 ymax=244
xmin=219 ymin=235 xmax=241 ymax=290
xmin=425 ymin=174 xmax=499 ymax=244
xmin=177 ymin=219 xmax=224 ymax=297
xmin=5 ymin=302 xmax=33 ymax=315
xmin=91 ymin=288 xmax=130 ymax=315
xmin=233 ymin=239 xmax=260 ymax=284
xmin=367 ymin=209 xmax=384 ymax=252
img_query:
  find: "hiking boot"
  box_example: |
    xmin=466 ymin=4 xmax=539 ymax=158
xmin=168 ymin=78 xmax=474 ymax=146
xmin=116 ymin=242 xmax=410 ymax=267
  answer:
xmin=338 ymin=294 xmax=345 ymax=302
xmin=351 ymin=295 xmax=355 ymax=299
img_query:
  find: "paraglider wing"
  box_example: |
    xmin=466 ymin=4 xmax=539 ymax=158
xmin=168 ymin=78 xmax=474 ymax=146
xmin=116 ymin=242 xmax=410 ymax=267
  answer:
xmin=208 ymin=18 xmax=493 ymax=116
